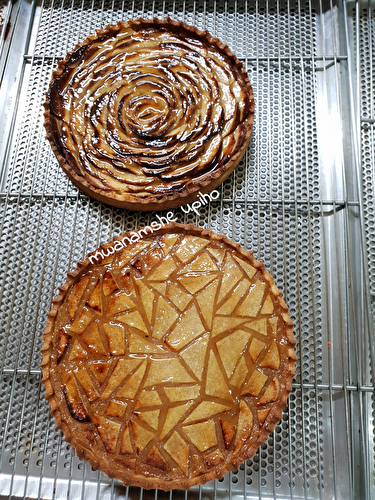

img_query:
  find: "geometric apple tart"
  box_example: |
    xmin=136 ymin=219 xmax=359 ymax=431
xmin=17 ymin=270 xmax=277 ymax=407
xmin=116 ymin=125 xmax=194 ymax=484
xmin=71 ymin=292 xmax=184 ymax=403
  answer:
xmin=41 ymin=223 xmax=296 ymax=490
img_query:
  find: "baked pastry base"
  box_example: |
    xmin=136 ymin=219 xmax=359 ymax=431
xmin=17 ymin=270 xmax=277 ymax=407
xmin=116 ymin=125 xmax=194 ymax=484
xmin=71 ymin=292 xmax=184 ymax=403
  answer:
xmin=41 ymin=223 xmax=296 ymax=490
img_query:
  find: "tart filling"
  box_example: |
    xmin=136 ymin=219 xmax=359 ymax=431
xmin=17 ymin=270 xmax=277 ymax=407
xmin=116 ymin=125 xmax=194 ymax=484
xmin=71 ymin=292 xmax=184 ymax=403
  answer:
xmin=41 ymin=223 xmax=296 ymax=491
xmin=44 ymin=18 xmax=254 ymax=210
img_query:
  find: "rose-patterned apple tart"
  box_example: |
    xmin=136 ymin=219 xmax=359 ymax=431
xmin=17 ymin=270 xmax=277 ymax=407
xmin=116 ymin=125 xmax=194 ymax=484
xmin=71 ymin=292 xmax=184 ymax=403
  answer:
xmin=41 ymin=223 xmax=296 ymax=491
xmin=44 ymin=18 xmax=254 ymax=210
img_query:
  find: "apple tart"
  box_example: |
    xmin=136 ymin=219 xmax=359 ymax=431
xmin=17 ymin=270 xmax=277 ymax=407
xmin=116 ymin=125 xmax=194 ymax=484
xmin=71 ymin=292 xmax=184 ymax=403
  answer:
xmin=44 ymin=18 xmax=254 ymax=210
xmin=41 ymin=223 xmax=296 ymax=490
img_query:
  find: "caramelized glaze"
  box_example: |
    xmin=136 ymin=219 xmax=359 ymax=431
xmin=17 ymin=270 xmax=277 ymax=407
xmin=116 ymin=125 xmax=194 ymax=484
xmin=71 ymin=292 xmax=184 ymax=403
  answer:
xmin=42 ymin=225 xmax=296 ymax=490
xmin=46 ymin=19 xmax=254 ymax=206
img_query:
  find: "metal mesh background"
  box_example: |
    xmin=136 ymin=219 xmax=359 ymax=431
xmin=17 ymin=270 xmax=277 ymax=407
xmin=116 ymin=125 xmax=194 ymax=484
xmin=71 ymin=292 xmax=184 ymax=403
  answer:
xmin=356 ymin=2 xmax=375 ymax=498
xmin=357 ymin=3 xmax=375 ymax=296
xmin=0 ymin=0 xmax=374 ymax=499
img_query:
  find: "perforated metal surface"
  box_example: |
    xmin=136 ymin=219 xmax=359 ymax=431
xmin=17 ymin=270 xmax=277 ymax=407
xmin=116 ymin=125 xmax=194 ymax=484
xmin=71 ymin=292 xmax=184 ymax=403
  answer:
xmin=355 ymin=2 xmax=375 ymax=496
xmin=357 ymin=2 xmax=375 ymax=291
xmin=0 ymin=0 xmax=374 ymax=499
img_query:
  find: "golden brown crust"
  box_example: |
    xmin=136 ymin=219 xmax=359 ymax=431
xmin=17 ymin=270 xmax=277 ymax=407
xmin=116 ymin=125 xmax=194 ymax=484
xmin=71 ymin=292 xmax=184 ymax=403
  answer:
xmin=41 ymin=223 xmax=296 ymax=491
xmin=44 ymin=18 xmax=254 ymax=210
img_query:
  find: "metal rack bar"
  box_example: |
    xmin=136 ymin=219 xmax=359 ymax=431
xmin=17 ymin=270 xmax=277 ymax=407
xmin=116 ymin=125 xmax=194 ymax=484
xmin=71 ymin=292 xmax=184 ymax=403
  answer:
xmin=0 ymin=0 xmax=374 ymax=499
xmin=289 ymin=2 xmax=308 ymax=496
xmin=305 ymin=0 xmax=324 ymax=496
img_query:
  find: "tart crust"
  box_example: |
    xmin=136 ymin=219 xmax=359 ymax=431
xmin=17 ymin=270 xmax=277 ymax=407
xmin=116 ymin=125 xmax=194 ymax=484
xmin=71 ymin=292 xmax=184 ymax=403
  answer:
xmin=41 ymin=223 xmax=296 ymax=490
xmin=44 ymin=18 xmax=254 ymax=210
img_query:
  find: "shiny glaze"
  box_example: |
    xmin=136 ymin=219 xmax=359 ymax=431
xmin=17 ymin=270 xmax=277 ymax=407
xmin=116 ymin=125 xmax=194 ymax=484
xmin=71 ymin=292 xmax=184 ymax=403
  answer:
xmin=48 ymin=22 xmax=252 ymax=196
xmin=48 ymin=230 xmax=295 ymax=485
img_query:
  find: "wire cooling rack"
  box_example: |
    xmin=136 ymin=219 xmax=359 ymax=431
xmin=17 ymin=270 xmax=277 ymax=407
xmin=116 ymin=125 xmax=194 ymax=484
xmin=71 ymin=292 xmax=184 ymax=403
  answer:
xmin=0 ymin=0 xmax=374 ymax=498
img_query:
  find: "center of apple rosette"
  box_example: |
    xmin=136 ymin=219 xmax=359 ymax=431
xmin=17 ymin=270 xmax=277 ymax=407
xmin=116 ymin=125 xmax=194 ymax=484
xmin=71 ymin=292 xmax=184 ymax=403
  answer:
xmin=120 ymin=81 xmax=173 ymax=139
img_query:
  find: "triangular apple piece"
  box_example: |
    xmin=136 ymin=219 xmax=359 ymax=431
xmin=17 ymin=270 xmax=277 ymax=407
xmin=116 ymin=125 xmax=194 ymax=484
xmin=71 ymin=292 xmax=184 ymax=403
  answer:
xmin=147 ymin=255 xmax=176 ymax=281
xmin=86 ymin=279 xmax=101 ymax=312
xmin=70 ymin=307 xmax=93 ymax=334
xmin=246 ymin=318 xmax=268 ymax=336
xmin=118 ymin=240 xmax=152 ymax=268
xmin=177 ymin=274 xmax=216 ymax=295
xmin=102 ymin=270 xmax=119 ymax=296
xmin=164 ymin=431 xmax=189 ymax=476
xmin=136 ymin=280 xmax=154 ymax=323
xmin=249 ymin=338 xmax=266 ymax=362
xmin=145 ymin=358 xmax=195 ymax=386
xmin=62 ymin=372 xmax=89 ymax=421
xmin=75 ymin=369 xmax=98 ymax=402
xmin=120 ymin=270 xmax=136 ymax=295
xmin=94 ymin=415 xmax=121 ymax=454
xmin=261 ymin=294 xmax=274 ymax=314
xmin=179 ymin=252 xmax=218 ymax=273
xmin=136 ymin=409 xmax=160 ymax=430
xmin=233 ymin=400 xmax=253 ymax=454
xmin=232 ymin=255 xmax=257 ymax=280
xmin=131 ymin=258 xmax=144 ymax=275
xmin=105 ymin=400 xmax=127 ymax=418
xmin=259 ymin=377 xmax=280 ymax=404
xmin=207 ymin=247 xmax=226 ymax=266
xmin=205 ymin=351 xmax=232 ymax=400
xmin=166 ymin=304 xmax=205 ymax=351
xmin=83 ymin=323 xmax=107 ymax=356
xmin=57 ymin=328 xmax=71 ymax=363
xmin=135 ymin=390 xmax=162 ymax=408
xmin=101 ymin=359 xmax=141 ymax=399
xmin=204 ymin=449 xmax=224 ymax=468
xmin=212 ymin=316 xmax=248 ymax=337
xmin=175 ymin=236 xmax=209 ymax=263
xmin=117 ymin=310 xmax=148 ymax=334
xmin=116 ymin=361 xmax=147 ymax=399
xmin=68 ymin=340 xmax=87 ymax=361
xmin=217 ymin=254 xmax=243 ymax=304
xmin=237 ymin=281 xmax=266 ymax=317
xmin=141 ymin=245 xmax=164 ymax=273
xmin=145 ymin=446 xmax=168 ymax=470
xmin=167 ymin=283 xmax=192 ymax=312
xmin=164 ymin=385 xmax=200 ymax=402
xmin=89 ymin=361 xmax=112 ymax=385
xmin=257 ymin=408 xmax=270 ymax=425
xmin=217 ymin=279 xmax=251 ymax=315
xmin=103 ymin=322 xmax=125 ymax=355
xmin=241 ymin=370 xmax=268 ymax=397
xmin=129 ymin=330 xmax=167 ymax=354
xmin=179 ymin=333 xmax=209 ymax=381
xmin=220 ymin=419 xmax=236 ymax=449
xmin=182 ymin=421 xmax=217 ymax=452
xmin=160 ymin=404 xmax=193 ymax=439
xmin=269 ymin=317 xmax=278 ymax=337
xmin=153 ymin=296 xmax=179 ymax=340
xmin=149 ymin=282 xmax=167 ymax=295
xmin=183 ymin=401 xmax=231 ymax=424
xmin=230 ymin=357 xmax=248 ymax=388
xmin=68 ymin=274 xmax=90 ymax=320
xmin=64 ymin=372 xmax=87 ymax=410
xmin=120 ymin=424 xmax=134 ymax=454
xmin=159 ymin=234 xmax=179 ymax=255
xmin=131 ymin=420 xmax=154 ymax=453
xmin=217 ymin=329 xmax=252 ymax=378
xmin=260 ymin=342 xmax=280 ymax=369
xmin=107 ymin=293 xmax=135 ymax=316
xmin=195 ymin=280 xmax=219 ymax=329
